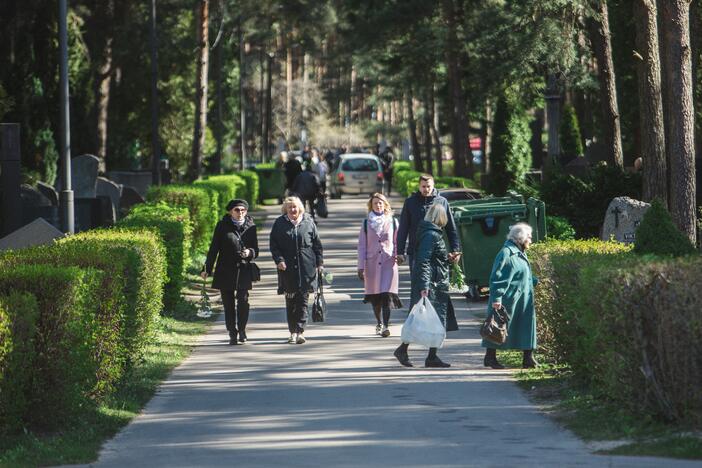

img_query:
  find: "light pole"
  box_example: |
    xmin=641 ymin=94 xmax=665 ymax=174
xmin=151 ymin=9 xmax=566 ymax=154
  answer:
xmin=59 ymin=0 xmax=74 ymax=233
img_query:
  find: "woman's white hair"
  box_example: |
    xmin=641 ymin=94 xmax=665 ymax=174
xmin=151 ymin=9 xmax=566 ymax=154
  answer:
xmin=424 ymin=202 xmax=448 ymax=227
xmin=281 ymin=196 xmax=305 ymax=215
xmin=507 ymin=222 xmax=533 ymax=245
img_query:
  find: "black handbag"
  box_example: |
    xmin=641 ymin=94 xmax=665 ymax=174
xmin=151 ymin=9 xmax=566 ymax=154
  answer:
xmin=479 ymin=305 xmax=510 ymax=345
xmin=249 ymin=262 xmax=261 ymax=282
xmin=311 ymin=276 xmax=326 ymax=322
xmin=315 ymin=194 xmax=329 ymax=218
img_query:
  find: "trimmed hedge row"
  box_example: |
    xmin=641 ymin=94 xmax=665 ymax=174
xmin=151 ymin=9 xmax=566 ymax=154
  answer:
xmin=194 ymin=174 xmax=248 ymax=213
xmin=0 ymin=265 xmax=104 ymax=432
xmin=392 ymin=161 xmax=479 ymax=197
xmin=530 ymin=240 xmax=702 ymax=424
xmin=118 ymin=202 xmax=192 ymax=311
xmin=237 ymin=170 xmax=260 ymax=208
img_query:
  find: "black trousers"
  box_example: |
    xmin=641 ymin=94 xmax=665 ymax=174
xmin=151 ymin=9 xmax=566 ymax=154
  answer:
xmin=221 ymin=289 xmax=250 ymax=337
xmin=285 ymin=292 xmax=309 ymax=334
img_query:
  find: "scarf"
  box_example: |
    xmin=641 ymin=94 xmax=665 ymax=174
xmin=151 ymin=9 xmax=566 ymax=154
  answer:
xmin=368 ymin=211 xmax=387 ymax=235
xmin=286 ymin=214 xmax=303 ymax=226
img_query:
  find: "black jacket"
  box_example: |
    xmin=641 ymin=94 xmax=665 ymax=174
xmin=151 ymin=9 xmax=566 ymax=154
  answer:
xmin=204 ymin=215 xmax=259 ymax=290
xmin=397 ymin=189 xmax=460 ymax=256
xmin=269 ymin=213 xmax=323 ymax=294
xmin=291 ymin=170 xmax=321 ymax=201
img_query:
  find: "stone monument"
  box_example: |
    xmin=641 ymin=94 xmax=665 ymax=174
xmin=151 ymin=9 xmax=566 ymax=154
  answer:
xmin=601 ymin=197 xmax=651 ymax=244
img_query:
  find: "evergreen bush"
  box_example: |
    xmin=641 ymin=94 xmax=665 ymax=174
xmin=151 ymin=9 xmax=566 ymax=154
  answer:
xmin=195 ymin=174 xmax=249 ymax=213
xmin=0 ymin=265 xmax=103 ymax=431
xmin=545 ymin=215 xmax=576 ymax=240
xmin=489 ymin=90 xmax=532 ymax=195
xmin=0 ymin=292 xmax=38 ymax=435
xmin=237 ymin=170 xmax=260 ymax=208
xmin=559 ymin=104 xmax=584 ymax=160
xmin=119 ymin=203 xmax=192 ymax=311
xmin=634 ymin=199 xmax=696 ymax=256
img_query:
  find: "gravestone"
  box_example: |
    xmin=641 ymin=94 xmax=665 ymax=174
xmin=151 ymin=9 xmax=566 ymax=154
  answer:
xmin=0 ymin=217 xmax=64 ymax=251
xmin=21 ymin=184 xmax=52 ymax=208
xmin=107 ymin=171 xmax=152 ymax=198
xmin=119 ymin=185 xmax=145 ymax=216
xmin=36 ymin=181 xmax=59 ymax=206
xmin=601 ymin=197 xmax=651 ymax=244
xmin=97 ymin=177 xmax=122 ymax=215
xmin=57 ymin=154 xmax=99 ymax=198
xmin=97 ymin=195 xmax=116 ymax=226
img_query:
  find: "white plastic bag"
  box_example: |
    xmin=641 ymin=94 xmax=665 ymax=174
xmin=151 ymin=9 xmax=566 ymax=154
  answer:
xmin=400 ymin=297 xmax=446 ymax=348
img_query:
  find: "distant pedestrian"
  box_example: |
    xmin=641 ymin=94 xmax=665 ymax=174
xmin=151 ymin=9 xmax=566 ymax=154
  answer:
xmin=483 ymin=223 xmax=539 ymax=369
xmin=269 ymin=196 xmax=324 ymax=344
xmin=357 ymin=193 xmax=402 ymax=338
xmin=201 ymin=199 xmax=259 ymax=345
xmin=394 ymin=203 xmax=451 ymax=368
xmin=292 ymin=166 xmax=322 ymax=220
xmin=284 ymin=157 xmax=303 ymax=192
xmin=379 ymin=147 xmax=395 ymax=195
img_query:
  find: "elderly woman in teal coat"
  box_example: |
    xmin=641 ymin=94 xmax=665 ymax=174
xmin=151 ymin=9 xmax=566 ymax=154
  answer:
xmin=483 ymin=222 xmax=539 ymax=369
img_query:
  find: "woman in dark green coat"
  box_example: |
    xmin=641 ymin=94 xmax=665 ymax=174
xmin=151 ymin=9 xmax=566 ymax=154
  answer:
xmin=483 ymin=222 xmax=538 ymax=369
xmin=394 ymin=203 xmax=452 ymax=368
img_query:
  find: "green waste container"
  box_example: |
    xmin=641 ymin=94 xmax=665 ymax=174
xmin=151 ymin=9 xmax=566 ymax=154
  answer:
xmin=450 ymin=193 xmax=546 ymax=301
xmin=253 ymin=166 xmax=285 ymax=204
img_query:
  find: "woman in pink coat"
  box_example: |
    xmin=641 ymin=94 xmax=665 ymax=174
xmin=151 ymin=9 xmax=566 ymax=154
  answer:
xmin=358 ymin=193 xmax=403 ymax=337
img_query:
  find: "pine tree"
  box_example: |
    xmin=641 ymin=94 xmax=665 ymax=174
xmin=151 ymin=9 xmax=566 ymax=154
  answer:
xmin=559 ymin=104 xmax=584 ymax=161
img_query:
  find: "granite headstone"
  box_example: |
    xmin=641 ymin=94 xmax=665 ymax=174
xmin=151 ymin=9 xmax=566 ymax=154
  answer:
xmin=119 ymin=185 xmax=145 ymax=215
xmin=67 ymin=154 xmax=100 ymax=198
xmin=601 ymin=197 xmax=651 ymax=244
xmin=107 ymin=171 xmax=152 ymax=197
xmin=97 ymin=177 xmax=122 ymax=215
xmin=21 ymin=184 xmax=52 ymax=208
xmin=0 ymin=217 xmax=64 ymax=251
xmin=36 ymin=181 xmax=59 ymax=206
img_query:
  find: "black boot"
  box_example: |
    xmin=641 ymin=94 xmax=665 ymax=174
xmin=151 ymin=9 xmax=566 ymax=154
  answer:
xmin=522 ymin=350 xmax=538 ymax=369
xmin=238 ymin=330 xmax=248 ymax=343
xmin=483 ymin=348 xmax=504 ymax=369
xmin=393 ymin=343 xmax=413 ymax=367
xmin=229 ymin=332 xmax=239 ymax=346
xmin=425 ymin=348 xmax=450 ymax=368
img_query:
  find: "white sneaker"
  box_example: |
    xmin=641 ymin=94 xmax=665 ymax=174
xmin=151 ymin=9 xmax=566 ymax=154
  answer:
xmin=296 ymin=333 xmax=306 ymax=344
xmin=288 ymin=333 xmax=297 ymax=344
xmin=375 ymin=324 xmax=382 ymax=335
xmin=381 ymin=326 xmax=390 ymax=338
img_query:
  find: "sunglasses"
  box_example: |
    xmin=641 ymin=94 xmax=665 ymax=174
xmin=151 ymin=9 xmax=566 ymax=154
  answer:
xmin=232 ymin=207 xmax=247 ymax=212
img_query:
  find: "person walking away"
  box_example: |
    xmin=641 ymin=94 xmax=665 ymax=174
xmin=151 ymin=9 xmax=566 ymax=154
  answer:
xmin=316 ymin=156 xmax=329 ymax=195
xmin=380 ymin=147 xmax=395 ymax=195
xmin=357 ymin=193 xmax=402 ymax=337
xmin=201 ymin=199 xmax=259 ymax=345
xmin=269 ymin=196 xmax=324 ymax=344
xmin=284 ymin=157 xmax=303 ymax=192
xmin=482 ymin=223 xmax=538 ymax=369
xmin=292 ymin=166 xmax=322 ymax=220
xmin=394 ymin=203 xmax=451 ymax=368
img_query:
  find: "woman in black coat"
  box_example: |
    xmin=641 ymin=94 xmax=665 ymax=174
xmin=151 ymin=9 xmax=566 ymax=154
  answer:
xmin=201 ymin=199 xmax=259 ymax=345
xmin=269 ymin=196 xmax=324 ymax=344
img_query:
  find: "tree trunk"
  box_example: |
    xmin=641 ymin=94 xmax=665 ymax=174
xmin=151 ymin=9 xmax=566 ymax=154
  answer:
xmin=544 ymin=74 xmax=561 ymax=175
xmin=661 ymin=0 xmax=697 ymax=244
xmin=430 ymin=85 xmax=443 ymax=177
xmin=149 ymin=0 xmax=162 ymax=184
xmin=239 ymin=22 xmax=247 ymax=170
xmin=406 ymin=92 xmax=422 ymax=172
xmin=587 ymin=0 xmax=623 ymax=168
xmin=286 ymin=41 xmax=293 ymax=139
xmin=634 ymin=0 xmax=667 ymax=204
xmin=190 ymin=0 xmax=209 ymax=181
xmin=442 ymin=0 xmax=470 ymax=177
xmin=263 ymin=49 xmax=272 ymax=162
xmin=212 ymin=39 xmax=223 ymax=174
xmin=95 ymin=0 xmax=115 ymax=174
xmin=423 ymin=88 xmax=433 ymax=174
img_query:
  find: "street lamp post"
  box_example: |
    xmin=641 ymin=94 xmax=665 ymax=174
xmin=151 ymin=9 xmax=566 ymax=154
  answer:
xmin=59 ymin=0 xmax=74 ymax=233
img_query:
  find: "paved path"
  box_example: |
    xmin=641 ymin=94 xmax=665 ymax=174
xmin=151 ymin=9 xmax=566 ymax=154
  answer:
xmin=80 ymin=196 xmax=698 ymax=468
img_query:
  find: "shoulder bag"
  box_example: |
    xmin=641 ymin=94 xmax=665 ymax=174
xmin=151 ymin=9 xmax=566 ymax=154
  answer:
xmin=479 ymin=305 xmax=510 ymax=345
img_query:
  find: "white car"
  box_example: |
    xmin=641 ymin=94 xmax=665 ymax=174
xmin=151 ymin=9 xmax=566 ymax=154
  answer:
xmin=329 ymin=154 xmax=384 ymax=198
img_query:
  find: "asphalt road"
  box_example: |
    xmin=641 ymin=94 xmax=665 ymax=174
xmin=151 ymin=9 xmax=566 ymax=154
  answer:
xmin=76 ymin=195 xmax=699 ymax=468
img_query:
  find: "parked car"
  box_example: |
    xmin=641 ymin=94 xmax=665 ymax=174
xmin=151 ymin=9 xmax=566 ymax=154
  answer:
xmin=438 ymin=188 xmax=483 ymax=202
xmin=329 ymin=154 xmax=384 ymax=198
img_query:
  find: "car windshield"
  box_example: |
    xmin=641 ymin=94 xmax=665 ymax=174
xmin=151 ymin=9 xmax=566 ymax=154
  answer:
xmin=341 ymin=158 xmax=378 ymax=172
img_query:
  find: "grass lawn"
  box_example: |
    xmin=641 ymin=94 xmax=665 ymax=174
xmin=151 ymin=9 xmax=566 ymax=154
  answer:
xmin=499 ymin=351 xmax=702 ymax=460
xmin=0 ymin=302 xmax=215 ymax=468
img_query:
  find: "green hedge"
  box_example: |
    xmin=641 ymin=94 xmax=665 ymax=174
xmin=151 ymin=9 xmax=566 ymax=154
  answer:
xmin=119 ymin=202 xmax=192 ymax=311
xmin=0 ymin=265 xmax=103 ymax=432
xmin=146 ymin=185 xmax=215 ymax=252
xmin=392 ymin=163 xmax=478 ymax=197
xmin=530 ymin=240 xmax=702 ymax=424
xmin=59 ymin=229 xmax=167 ymax=360
xmin=194 ymin=174 xmax=248 ymax=213
xmin=0 ymin=292 xmax=39 ymax=434
xmin=237 ymin=170 xmax=260 ymax=208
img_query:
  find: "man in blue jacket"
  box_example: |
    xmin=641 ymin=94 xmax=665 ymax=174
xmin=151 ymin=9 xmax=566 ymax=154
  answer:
xmin=397 ymin=174 xmax=461 ymax=269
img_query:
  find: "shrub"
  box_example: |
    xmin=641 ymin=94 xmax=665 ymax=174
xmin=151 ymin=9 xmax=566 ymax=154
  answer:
xmin=635 ymin=199 xmax=696 ymax=256
xmin=146 ymin=185 xmax=215 ymax=252
xmin=434 ymin=176 xmax=479 ymax=190
xmin=0 ymin=292 xmax=39 ymax=434
xmin=489 ymin=89 xmax=532 ymax=195
xmin=58 ymin=229 xmax=167 ymax=361
xmin=559 ymin=104 xmax=584 ymax=160
xmin=546 ymin=215 xmax=576 ymax=240
xmin=194 ymin=174 xmax=248 ymax=213
xmin=0 ymin=264 xmax=103 ymax=431
xmin=540 ymin=163 xmax=641 ymax=238
xmin=119 ymin=202 xmax=192 ymax=311
xmin=394 ymin=169 xmax=422 ymax=197
xmin=237 ymin=170 xmax=260 ymax=208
